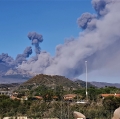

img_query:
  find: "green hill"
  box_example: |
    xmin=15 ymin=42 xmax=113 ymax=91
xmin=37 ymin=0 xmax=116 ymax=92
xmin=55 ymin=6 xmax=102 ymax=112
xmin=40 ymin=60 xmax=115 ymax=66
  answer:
xmin=21 ymin=74 xmax=79 ymax=90
xmin=74 ymin=79 xmax=95 ymax=88
xmin=19 ymin=74 xmax=95 ymax=91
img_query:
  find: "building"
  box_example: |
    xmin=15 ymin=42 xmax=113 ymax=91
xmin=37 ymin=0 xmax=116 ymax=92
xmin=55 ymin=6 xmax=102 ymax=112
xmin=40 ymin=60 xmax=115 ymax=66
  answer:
xmin=0 ymin=91 xmax=11 ymax=96
xmin=63 ymin=94 xmax=77 ymax=101
xmin=101 ymin=93 xmax=120 ymax=99
xmin=33 ymin=96 xmax=43 ymax=100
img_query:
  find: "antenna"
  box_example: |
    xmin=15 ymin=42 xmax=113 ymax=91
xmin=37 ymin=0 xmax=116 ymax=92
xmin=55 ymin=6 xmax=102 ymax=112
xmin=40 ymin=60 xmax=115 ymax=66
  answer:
xmin=85 ymin=61 xmax=88 ymax=100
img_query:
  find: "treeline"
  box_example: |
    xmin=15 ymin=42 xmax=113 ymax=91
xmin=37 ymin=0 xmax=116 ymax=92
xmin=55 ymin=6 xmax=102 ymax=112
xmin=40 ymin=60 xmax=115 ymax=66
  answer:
xmin=0 ymin=86 xmax=120 ymax=119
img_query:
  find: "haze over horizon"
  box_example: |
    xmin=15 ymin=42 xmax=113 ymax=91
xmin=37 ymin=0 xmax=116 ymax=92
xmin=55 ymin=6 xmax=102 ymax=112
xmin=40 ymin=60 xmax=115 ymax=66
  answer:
xmin=0 ymin=0 xmax=120 ymax=83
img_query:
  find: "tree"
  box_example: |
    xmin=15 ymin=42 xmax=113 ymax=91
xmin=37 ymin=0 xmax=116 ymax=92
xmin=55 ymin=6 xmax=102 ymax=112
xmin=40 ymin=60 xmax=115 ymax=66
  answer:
xmin=103 ymin=96 xmax=120 ymax=110
xmin=102 ymin=96 xmax=120 ymax=118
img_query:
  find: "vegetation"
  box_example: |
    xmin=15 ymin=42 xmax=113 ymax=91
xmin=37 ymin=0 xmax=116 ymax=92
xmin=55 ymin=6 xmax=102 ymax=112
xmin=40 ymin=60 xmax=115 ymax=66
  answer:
xmin=0 ymin=74 xmax=120 ymax=119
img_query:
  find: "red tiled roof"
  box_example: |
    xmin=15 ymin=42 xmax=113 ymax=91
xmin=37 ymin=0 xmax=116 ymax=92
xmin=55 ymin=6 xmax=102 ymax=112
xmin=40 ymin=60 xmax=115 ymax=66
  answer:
xmin=101 ymin=94 xmax=120 ymax=97
xmin=53 ymin=96 xmax=58 ymax=99
xmin=63 ymin=94 xmax=77 ymax=100
xmin=34 ymin=96 xmax=43 ymax=100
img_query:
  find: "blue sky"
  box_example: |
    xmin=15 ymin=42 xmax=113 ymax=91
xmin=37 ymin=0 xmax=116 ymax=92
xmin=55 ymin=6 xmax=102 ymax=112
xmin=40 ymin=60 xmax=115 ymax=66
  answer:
xmin=0 ymin=0 xmax=94 ymax=58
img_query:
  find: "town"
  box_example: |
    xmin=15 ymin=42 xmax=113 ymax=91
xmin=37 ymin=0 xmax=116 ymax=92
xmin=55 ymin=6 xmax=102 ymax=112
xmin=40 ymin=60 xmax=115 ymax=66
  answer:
xmin=0 ymin=74 xmax=120 ymax=119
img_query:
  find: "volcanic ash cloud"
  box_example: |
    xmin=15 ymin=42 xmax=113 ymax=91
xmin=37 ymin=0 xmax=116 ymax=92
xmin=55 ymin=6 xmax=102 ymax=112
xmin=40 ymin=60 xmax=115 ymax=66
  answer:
xmin=19 ymin=0 xmax=120 ymax=79
xmin=15 ymin=46 xmax=32 ymax=64
xmin=28 ymin=32 xmax=43 ymax=55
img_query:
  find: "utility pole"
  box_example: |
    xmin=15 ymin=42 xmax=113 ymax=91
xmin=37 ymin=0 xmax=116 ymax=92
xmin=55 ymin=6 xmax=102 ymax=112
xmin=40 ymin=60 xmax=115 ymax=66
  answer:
xmin=68 ymin=101 xmax=69 ymax=119
xmin=61 ymin=100 xmax=62 ymax=119
xmin=85 ymin=61 xmax=88 ymax=101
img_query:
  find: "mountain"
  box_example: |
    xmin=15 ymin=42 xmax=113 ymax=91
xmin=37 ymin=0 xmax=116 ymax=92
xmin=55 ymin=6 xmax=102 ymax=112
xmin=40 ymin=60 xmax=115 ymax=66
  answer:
xmin=0 ymin=68 xmax=35 ymax=84
xmin=74 ymin=79 xmax=95 ymax=88
xmin=1 ymin=72 xmax=120 ymax=89
xmin=0 ymin=76 xmax=28 ymax=84
xmin=21 ymin=74 xmax=80 ymax=90
xmin=90 ymin=81 xmax=120 ymax=88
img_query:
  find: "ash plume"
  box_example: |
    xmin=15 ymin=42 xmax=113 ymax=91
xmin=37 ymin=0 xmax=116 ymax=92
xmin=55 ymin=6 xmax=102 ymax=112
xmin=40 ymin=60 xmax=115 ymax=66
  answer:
xmin=0 ymin=53 xmax=15 ymax=74
xmin=92 ymin=0 xmax=114 ymax=16
xmin=19 ymin=0 xmax=120 ymax=80
xmin=77 ymin=0 xmax=115 ymax=30
xmin=77 ymin=13 xmax=97 ymax=30
xmin=0 ymin=53 xmax=14 ymax=65
xmin=28 ymin=32 xmax=43 ymax=54
xmin=15 ymin=46 xmax=32 ymax=64
xmin=23 ymin=46 xmax=32 ymax=58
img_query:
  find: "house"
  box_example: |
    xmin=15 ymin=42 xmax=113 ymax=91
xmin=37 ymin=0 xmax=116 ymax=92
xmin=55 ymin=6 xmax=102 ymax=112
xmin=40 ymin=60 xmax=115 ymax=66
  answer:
xmin=33 ymin=96 xmax=43 ymax=100
xmin=52 ymin=96 xmax=58 ymax=100
xmin=10 ymin=95 xmax=28 ymax=101
xmin=63 ymin=94 xmax=77 ymax=101
xmin=101 ymin=93 xmax=120 ymax=99
xmin=0 ymin=91 xmax=11 ymax=96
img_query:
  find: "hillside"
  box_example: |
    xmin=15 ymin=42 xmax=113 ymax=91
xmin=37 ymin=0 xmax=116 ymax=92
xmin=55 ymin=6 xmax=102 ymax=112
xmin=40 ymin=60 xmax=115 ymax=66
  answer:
xmin=1 ymin=73 xmax=120 ymax=89
xmin=74 ymin=79 xmax=95 ymax=88
xmin=21 ymin=74 xmax=80 ymax=89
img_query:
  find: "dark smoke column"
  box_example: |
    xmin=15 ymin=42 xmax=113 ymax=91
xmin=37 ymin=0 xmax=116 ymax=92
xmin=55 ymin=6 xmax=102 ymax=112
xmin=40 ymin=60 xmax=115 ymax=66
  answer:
xmin=15 ymin=46 xmax=32 ymax=64
xmin=28 ymin=32 xmax=43 ymax=54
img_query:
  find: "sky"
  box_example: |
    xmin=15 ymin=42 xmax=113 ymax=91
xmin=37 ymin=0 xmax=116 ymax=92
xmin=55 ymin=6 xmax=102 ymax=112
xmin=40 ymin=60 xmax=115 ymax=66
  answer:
xmin=0 ymin=0 xmax=120 ymax=83
xmin=0 ymin=0 xmax=94 ymax=58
